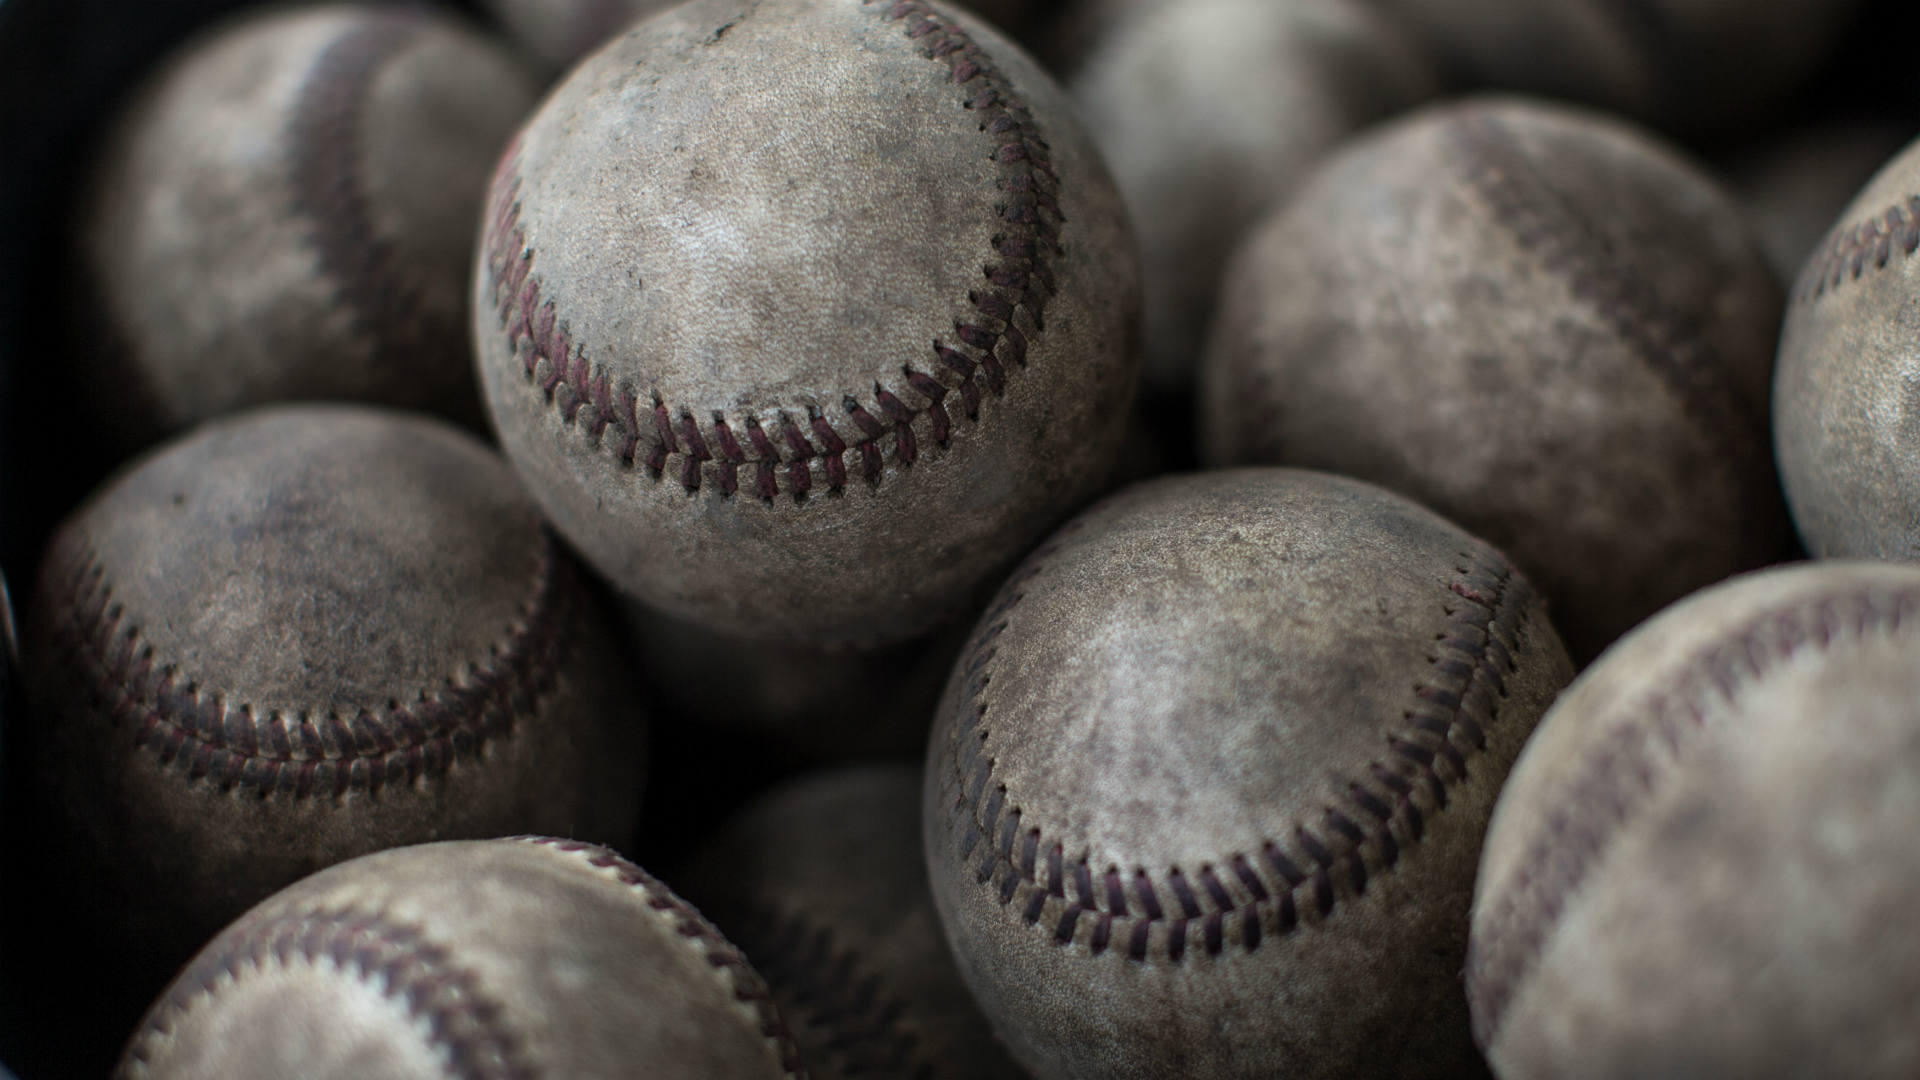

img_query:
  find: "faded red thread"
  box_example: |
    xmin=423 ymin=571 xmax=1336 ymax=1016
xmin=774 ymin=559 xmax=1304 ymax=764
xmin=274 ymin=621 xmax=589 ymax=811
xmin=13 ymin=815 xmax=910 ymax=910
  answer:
xmin=947 ymin=533 xmax=1526 ymax=964
xmin=120 ymin=907 xmax=531 ymax=1078
xmin=479 ymin=0 xmax=1063 ymax=502
xmin=44 ymin=530 xmax=570 ymax=799
xmin=512 ymin=837 xmax=808 ymax=1078
xmin=1796 ymin=194 xmax=1920 ymax=302
xmin=1464 ymin=585 xmax=1920 ymax=1051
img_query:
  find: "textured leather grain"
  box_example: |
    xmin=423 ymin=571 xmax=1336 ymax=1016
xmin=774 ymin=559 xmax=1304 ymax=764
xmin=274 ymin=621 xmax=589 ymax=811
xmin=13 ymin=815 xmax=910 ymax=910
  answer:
xmin=473 ymin=0 xmax=1140 ymax=649
xmin=923 ymin=468 xmax=1574 ymax=1079
xmin=1071 ymin=0 xmax=1435 ymax=393
xmin=74 ymin=4 xmax=536 ymax=448
xmin=1469 ymin=561 xmax=1920 ymax=1078
xmin=1775 ymin=134 xmax=1920 ymax=561
xmin=119 ymin=838 xmax=802 ymax=1078
xmin=677 ymin=766 xmax=1026 ymax=1080
xmin=21 ymin=405 xmax=646 ymax=992
xmin=1201 ymin=97 xmax=1792 ymax=662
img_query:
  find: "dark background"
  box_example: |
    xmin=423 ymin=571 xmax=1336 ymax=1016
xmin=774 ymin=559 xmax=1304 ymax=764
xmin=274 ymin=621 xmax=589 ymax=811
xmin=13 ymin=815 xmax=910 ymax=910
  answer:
xmin=4 ymin=0 xmax=1920 ymax=1075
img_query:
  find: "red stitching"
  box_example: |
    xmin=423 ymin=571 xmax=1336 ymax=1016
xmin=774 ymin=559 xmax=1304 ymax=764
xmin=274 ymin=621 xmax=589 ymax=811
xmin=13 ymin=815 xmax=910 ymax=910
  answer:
xmin=1795 ymin=194 xmax=1920 ymax=303
xmin=511 ymin=838 xmax=808 ymax=1077
xmin=43 ymin=530 xmax=570 ymax=799
xmin=1464 ymin=584 xmax=1920 ymax=1051
xmin=121 ymin=906 xmax=532 ymax=1078
xmin=943 ymin=535 xmax=1527 ymax=963
xmin=479 ymin=0 xmax=1063 ymax=502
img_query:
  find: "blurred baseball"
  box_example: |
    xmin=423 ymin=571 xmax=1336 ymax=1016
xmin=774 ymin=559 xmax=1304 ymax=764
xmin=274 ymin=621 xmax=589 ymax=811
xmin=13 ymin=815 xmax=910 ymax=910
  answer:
xmin=1469 ymin=561 xmax=1920 ymax=1077
xmin=1775 ymin=133 xmax=1920 ymax=559
xmin=73 ymin=4 xmax=536 ymax=447
xmin=1201 ymin=97 xmax=1792 ymax=661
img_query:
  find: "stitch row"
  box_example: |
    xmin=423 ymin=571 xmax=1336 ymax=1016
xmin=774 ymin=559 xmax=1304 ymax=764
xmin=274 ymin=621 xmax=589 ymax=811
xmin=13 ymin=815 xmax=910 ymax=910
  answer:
xmin=1464 ymin=584 xmax=1920 ymax=1049
xmin=1795 ymin=193 xmax=1920 ymax=302
xmin=44 ymin=533 xmax=569 ymax=799
xmin=513 ymin=837 xmax=809 ymax=1078
xmin=481 ymin=0 xmax=1063 ymax=502
xmin=946 ymin=539 xmax=1524 ymax=964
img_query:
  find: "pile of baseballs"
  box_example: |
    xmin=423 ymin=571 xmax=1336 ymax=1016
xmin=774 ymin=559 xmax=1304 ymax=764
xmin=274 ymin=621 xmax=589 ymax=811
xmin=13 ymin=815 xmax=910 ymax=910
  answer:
xmin=2 ymin=0 xmax=1919 ymax=1076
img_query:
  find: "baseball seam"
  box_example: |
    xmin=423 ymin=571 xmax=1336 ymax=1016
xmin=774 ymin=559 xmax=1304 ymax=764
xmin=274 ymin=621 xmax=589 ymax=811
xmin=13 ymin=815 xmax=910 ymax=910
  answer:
xmin=1447 ymin=109 xmax=1765 ymax=452
xmin=942 ymin=538 xmax=1526 ymax=964
xmin=1464 ymin=584 xmax=1920 ymax=1050
xmin=481 ymin=0 xmax=1063 ymax=503
xmin=1794 ymin=194 xmax=1920 ymax=303
xmin=286 ymin=11 xmax=430 ymax=358
xmin=513 ymin=837 xmax=810 ymax=1078
xmin=733 ymin=902 xmax=934 ymax=1080
xmin=41 ymin=531 xmax=571 ymax=798
xmin=120 ymin=906 xmax=532 ymax=1079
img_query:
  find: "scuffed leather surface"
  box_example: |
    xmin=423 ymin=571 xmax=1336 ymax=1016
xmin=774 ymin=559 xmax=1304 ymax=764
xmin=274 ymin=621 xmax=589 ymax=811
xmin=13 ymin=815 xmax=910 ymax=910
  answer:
xmin=75 ymin=4 xmax=535 ymax=445
xmin=1471 ymin=562 xmax=1920 ymax=1078
xmin=677 ymin=767 xmax=1026 ymax=1080
xmin=923 ymin=468 xmax=1573 ymax=1079
xmin=1370 ymin=0 xmax=1861 ymax=133
xmin=121 ymin=839 xmax=798 ymax=1078
xmin=1071 ymin=0 xmax=1435 ymax=392
xmin=474 ymin=0 xmax=1139 ymax=649
xmin=20 ymin=405 xmax=645 ymax=989
xmin=1775 ymin=134 xmax=1920 ymax=560
xmin=1201 ymin=97 xmax=1791 ymax=662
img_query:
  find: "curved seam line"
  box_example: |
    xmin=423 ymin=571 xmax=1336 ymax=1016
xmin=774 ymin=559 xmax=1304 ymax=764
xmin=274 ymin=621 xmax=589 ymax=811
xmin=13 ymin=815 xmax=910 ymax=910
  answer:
xmin=285 ymin=11 xmax=430 ymax=356
xmin=1795 ymin=193 xmax=1920 ymax=303
xmin=942 ymin=536 xmax=1528 ymax=964
xmin=513 ymin=837 xmax=810 ymax=1078
xmin=479 ymin=0 xmax=1065 ymax=504
xmin=733 ymin=902 xmax=935 ymax=1080
xmin=43 ymin=529 xmax=570 ymax=799
xmin=1464 ymin=583 xmax=1920 ymax=1048
xmin=122 ymin=906 xmax=533 ymax=1079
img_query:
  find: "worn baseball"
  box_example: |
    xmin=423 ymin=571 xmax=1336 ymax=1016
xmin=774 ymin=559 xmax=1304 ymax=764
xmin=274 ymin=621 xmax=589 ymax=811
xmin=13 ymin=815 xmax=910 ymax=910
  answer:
xmin=19 ymin=405 xmax=646 ymax=990
xmin=1369 ymin=0 xmax=1862 ymax=133
xmin=119 ymin=837 xmax=803 ymax=1078
xmin=1200 ymin=97 xmax=1793 ymax=662
xmin=474 ymin=0 xmax=1140 ymax=648
xmin=1468 ymin=561 xmax=1920 ymax=1077
xmin=677 ymin=766 xmax=1023 ymax=1079
xmin=73 ymin=4 xmax=536 ymax=447
xmin=1775 ymin=134 xmax=1920 ymax=559
xmin=1071 ymin=0 xmax=1435 ymax=393
xmin=923 ymin=468 xmax=1575 ymax=1079
xmin=625 ymin=601 xmax=966 ymax=765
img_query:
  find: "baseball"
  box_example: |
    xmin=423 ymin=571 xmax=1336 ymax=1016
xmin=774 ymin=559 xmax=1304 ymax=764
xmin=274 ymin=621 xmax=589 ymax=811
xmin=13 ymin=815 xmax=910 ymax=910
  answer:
xmin=473 ymin=0 xmax=1140 ymax=648
xmin=18 ymin=405 xmax=645 ymax=993
xmin=72 ymin=4 xmax=536 ymax=447
xmin=1070 ymin=0 xmax=1436 ymax=393
xmin=1200 ymin=97 xmax=1793 ymax=661
xmin=1468 ymin=561 xmax=1920 ymax=1077
xmin=1775 ymin=133 xmax=1920 ymax=559
xmin=120 ymin=837 xmax=803 ymax=1077
xmin=677 ymin=766 xmax=1022 ymax=1079
xmin=922 ymin=468 xmax=1574 ymax=1078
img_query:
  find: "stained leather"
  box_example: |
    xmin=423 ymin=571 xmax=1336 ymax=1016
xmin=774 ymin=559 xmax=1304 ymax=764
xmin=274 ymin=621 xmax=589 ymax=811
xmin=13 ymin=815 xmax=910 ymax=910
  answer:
xmin=1201 ymin=97 xmax=1792 ymax=662
xmin=923 ymin=468 xmax=1574 ymax=1079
